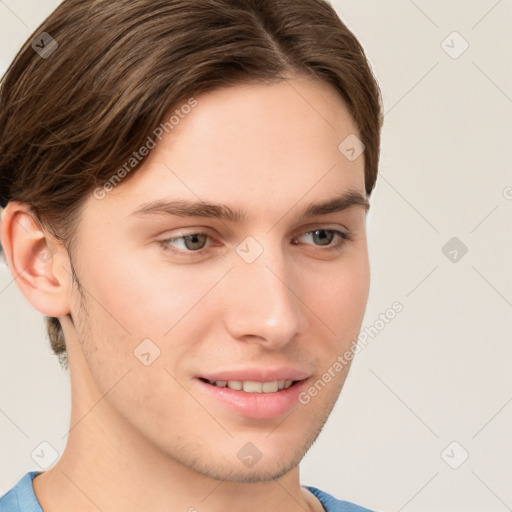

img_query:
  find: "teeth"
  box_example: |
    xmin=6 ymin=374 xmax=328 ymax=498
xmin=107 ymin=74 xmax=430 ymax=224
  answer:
xmin=210 ymin=379 xmax=295 ymax=393
xmin=262 ymin=381 xmax=279 ymax=393
xmin=227 ymin=381 xmax=242 ymax=391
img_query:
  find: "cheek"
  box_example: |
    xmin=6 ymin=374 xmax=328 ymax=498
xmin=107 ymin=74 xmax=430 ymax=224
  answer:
xmin=307 ymin=255 xmax=370 ymax=331
xmin=298 ymin=260 xmax=370 ymax=370
xmin=83 ymin=249 xmax=224 ymax=340
xmin=74 ymin=250 xmax=231 ymax=402
xmin=72 ymin=257 xmax=201 ymax=426
xmin=338 ymin=259 xmax=370 ymax=315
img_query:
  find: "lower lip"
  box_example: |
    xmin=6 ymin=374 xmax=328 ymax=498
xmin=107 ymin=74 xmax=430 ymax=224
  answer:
xmin=196 ymin=378 xmax=309 ymax=420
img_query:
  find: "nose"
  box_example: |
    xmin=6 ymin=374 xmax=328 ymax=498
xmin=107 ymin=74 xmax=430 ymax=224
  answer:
xmin=220 ymin=243 xmax=308 ymax=348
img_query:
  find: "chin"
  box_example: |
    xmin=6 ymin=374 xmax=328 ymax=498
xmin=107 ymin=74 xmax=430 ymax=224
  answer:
xmin=184 ymin=429 xmax=320 ymax=484
xmin=191 ymin=456 xmax=299 ymax=483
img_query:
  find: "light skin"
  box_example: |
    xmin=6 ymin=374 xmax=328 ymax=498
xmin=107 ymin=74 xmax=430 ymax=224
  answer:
xmin=1 ymin=73 xmax=370 ymax=512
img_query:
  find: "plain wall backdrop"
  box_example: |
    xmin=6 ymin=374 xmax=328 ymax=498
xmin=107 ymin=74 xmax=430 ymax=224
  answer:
xmin=0 ymin=1 xmax=511 ymax=511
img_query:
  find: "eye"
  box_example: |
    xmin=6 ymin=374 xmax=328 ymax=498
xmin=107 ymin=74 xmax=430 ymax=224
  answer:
xmin=294 ymin=229 xmax=352 ymax=249
xmin=159 ymin=228 xmax=352 ymax=257
xmin=160 ymin=233 xmax=210 ymax=254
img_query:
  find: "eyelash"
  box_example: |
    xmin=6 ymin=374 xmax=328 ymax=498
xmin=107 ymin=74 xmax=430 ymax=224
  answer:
xmin=159 ymin=228 xmax=353 ymax=257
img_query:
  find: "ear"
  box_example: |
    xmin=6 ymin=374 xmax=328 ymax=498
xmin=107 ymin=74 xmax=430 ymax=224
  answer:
xmin=0 ymin=201 xmax=72 ymax=317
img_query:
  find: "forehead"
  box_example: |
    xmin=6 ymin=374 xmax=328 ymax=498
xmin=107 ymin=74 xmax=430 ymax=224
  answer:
xmin=160 ymin=75 xmax=360 ymax=170
xmin=85 ymin=75 xmax=365 ymax=223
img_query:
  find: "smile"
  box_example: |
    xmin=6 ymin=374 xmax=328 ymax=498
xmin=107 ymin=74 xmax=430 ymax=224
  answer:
xmin=202 ymin=378 xmax=296 ymax=393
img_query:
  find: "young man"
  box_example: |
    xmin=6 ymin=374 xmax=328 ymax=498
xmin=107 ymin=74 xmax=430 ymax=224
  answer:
xmin=0 ymin=0 xmax=383 ymax=510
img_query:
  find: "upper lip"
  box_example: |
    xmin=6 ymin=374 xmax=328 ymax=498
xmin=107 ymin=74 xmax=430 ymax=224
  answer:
xmin=199 ymin=367 xmax=311 ymax=383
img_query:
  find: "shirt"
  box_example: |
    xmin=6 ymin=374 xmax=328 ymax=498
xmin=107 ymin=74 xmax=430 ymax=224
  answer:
xmin=0 ymin=471 xmax=376 ymax=512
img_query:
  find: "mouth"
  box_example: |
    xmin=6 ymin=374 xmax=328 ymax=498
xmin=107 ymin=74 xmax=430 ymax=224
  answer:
xmin=195 ymin=376 xmax=309 ymax=420
xmin=198 ymin=377 xmax=298 ymax=393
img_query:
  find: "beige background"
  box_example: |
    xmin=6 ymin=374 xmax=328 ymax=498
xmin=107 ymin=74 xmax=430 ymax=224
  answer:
xmin=1 ymin=1 xmax=511 ymax=511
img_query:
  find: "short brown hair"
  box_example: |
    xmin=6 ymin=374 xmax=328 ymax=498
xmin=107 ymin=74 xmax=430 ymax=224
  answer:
xmin=0 ymin=0 xmax=383 ymax=369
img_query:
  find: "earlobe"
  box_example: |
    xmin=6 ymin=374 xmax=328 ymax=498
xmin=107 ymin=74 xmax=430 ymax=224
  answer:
xmin=0 ymin=201 xmax=71 ymax=317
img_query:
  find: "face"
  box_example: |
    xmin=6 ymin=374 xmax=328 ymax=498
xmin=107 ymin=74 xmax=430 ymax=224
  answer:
xmin=66 ymin=74 xmax=370 ymax=482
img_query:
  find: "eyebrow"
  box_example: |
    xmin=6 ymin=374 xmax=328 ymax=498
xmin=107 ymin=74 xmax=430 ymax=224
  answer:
xmin=129 ymin=190 xmax=369 ymax=222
